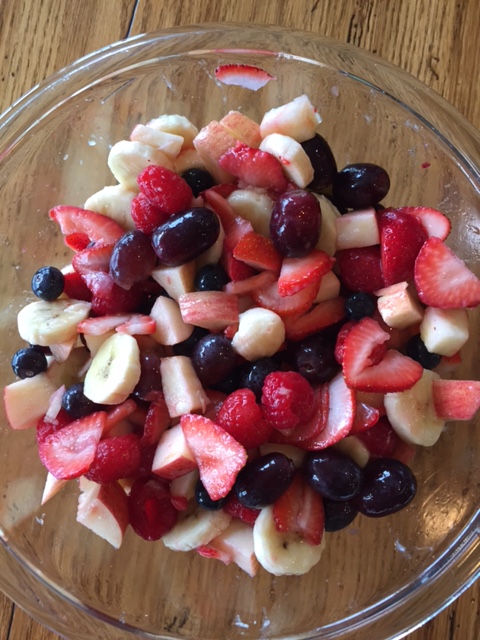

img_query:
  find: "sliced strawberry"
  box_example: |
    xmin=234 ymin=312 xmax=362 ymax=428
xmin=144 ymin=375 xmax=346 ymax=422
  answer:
xmin=85 ymin=433 xmax=142 ymax=483
xmin=116 ymin=314 xmax=156 ymax=335
xmin=342 ymin=317 xmax=423 ymax=392
xmin=252 ymin=279 xmax=318 ymax=317
xmin=63 ymin=270 xmax=93 ymax=301
xmin=414 ymin=237 xmax=480 ymax=308
xmin=222 ymin=253 xmax=256 ymax=282
xmin=104 ymin=399 xmax=138 ymax=435
xmin=141 ymin=392 xmax=171 ymax=447
xmin=223 ymin=493 xmax=260 ymax=526
xmin=202 ymin=183 xmax=237 ymax=200
xmin=72 ymin=243 xmax=114 ymax=276
xmin=78 ymin=314 xmax=132 ymax=336
xmin=278 ymin=250 xmax=335 ymax=297
xmin=180 ymin=414 xmax=248 ymax=501
xmin=196 ymin=544 xmax=231 ymax=565
xmin=218 ymin=142 xmax=288 ymax=192
xmin=36 ymin=409 xmax=71 ymax=444
xmin=261 ymin=371 xmax=317 ymax=432
xmin=65 ymin=232 xmax=90 ymax=252
xmin=49 ymin=205 xmax=125 ymax=244
xmin=283 ymin=297 xmax=346 ymax=341
xmin=216 ymin=388 xmax=274 ymax=449
xmin=82 ymin=271 xmax=144 ymax=315
xmin=224 ymin=270 xmax=276 ymax=296
xmin=432 ymin=379 xmax=480 ymax=421
xmin=273 ymin=473 xmax=324 ymax=545
xmin=356 ymin=416 xmax=402 ymax=458
xmin=178 ymin=291 xmax=239 ymax=331
xmin=38 ymin=411 xmax=106 ymax=480
xmin=399 ymin=206 xmax=451 ymax=241
xmin=378 ymin=208 xmax=428 ymax=285
xmin=349 ymin=401 xmax=380 ymax=434
xmin=214 ymin=63 xmax=275 ymax=91
xmin=336 ymin=245 xmax=385 ymax=293
xmin=128 ymin=476 xmax=178 ymax=540
xmin=233 ymin=231 xmax=282 ymax=273
xmin=334 ymin=320 xmax=387 ymax=366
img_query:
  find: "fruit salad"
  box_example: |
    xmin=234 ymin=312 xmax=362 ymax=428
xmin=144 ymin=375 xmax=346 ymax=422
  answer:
xmin=4 ymin=77 xmax=480 ymax=578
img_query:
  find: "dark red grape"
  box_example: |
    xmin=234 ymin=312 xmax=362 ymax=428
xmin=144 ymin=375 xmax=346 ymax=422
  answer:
xmin=302 ymin=449 xmax=363 ymax=501
xmin=133 ymin=348 xmax=164 ymax=401
xmin=173 ymin=325 xmax=209 ymax=357
xmin=352 ymin=458 xmax=417 ymax=517
xmin=128 ymin=476 xmax=178 ymax=540
xmin=292 ymin=333 xmax=340 ymax=384
xmin=301 ymin=134 xmax=337 ymax=191
xmin=181 ymin=168 xmax=215 ymax=197
xmin=151 ymin=208 xmax=220 ymax=266
xmin=332 ymin=163 xmax=390 ymax=209
xmin=234 ymin=453 xmax=295 ymax=508
xmin=240 ymin=357 xmax=280 ymax=401
xmin=110 ymin=230 xmax=157 ymax=289
xmin=323 ymin=498 xmax=358 ymax=532
xmin=191 ymin=333 xmax=237 ymax=386
xmin=269 ymin=190 xmax=321 ymax=257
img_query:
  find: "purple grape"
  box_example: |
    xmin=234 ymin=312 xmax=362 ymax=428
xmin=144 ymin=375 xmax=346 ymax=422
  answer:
xmin=302 ymin=449 xmax=363 ymax=501
xmin=234 ymin=453 xmax=295 ymax=508
xmin=292 ymin=333 xmax=340 ymax=384
xmin=240 ymin=357 xmax=280 ymax=400
xmin=191 ymin=334 xmax=237 ymax=386
xmin=332 ymin=163 xmax=390 ymax=209
xmin=133 ymin=348 xmax=164 ymax=401
xmin=301 ymin=134 xmax=337 ymax=191
xmin=269 ymin=190 xmax=321 ymax=257
xmin=151 ymin=208 xmax=220 ymax=266
xmin=323 ymin=498 xmax=358 ymax=532
xmin=352 ymin=458 xmax=417 ymax=517
xmin=110 ymin=230 xmax=157 ymax=289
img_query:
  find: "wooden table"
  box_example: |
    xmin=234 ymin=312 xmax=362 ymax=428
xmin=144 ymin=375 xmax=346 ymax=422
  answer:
xmin=0 ymin=1 xmax=478 ymax=638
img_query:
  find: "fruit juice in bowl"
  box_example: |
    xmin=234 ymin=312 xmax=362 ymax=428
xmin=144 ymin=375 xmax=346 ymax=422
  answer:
xmin=0 ymin=25 xmax=479 ymax=640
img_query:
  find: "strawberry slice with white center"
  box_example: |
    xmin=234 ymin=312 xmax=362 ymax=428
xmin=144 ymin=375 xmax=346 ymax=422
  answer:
xmin=180 ymin=414 xmax=247 ymax=501
xmin=432 ymin=379 xmax=480 ymax=421
xmin=72 ymin=243 xmax=114 ymax=276
xmin=414 ymin=236 xmax=480 ymax=308
xmin=272 ymin=473 xmax=324 ymax=545
xmin=49 ymin=205 xmax=125 ymax=244
xmin=38 ymin=411 xmax=106 ymax=480
xmin=77 ymin=314 xmax=133 ymax=336
xmin=233 ymin=231 xmax=282 ymax=273
xmin=283 ymin=296 xmax=346 ymax=341
xmin=278 ymin=250 xmax=335 ymax=297
xmin=399 ymin=206 xmax=452 ymax=241
xmin=342 ymin=317 xmax=423 ymax=393
xmin=214 ymin=63 xmax=275 ymax=91
xmin=224 ymin=270 xmax=276 ymax=296
xmin=218 ymin=142 xmax=288 ymax=192
xmin=252 ymin=279 xmax=319 ymax=317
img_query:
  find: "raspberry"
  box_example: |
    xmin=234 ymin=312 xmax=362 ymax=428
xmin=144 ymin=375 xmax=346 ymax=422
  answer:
xmin=261 ymin=371 xmax=317 ymax=431
xmin=223 ymin=493 xmax=260 ymax=526
xmin=216 ymin=388 xmax=273 ymax=449
xmin=85 ymin=433 xmax=142 ymax=483
xmin=130 ymin=192 xmax=170 ymax=234
xmin=137 ymin=165 xmax=193 ymax=215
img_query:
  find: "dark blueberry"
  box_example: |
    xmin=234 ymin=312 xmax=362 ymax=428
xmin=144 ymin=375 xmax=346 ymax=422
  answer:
xmin=352 ymin=458 xmax=417 ymax=517
xmin=11 ymin=347 xmax=48 ymax=378
xmin=323 ymin=498 xmax=359 ymax=532
xmin=173 ymin=326 xmax=209 ymax=357
xmin=302 ymin=449 xmax=363 ymax=501
xmin=195 ymin=480 xmax=229 ymax=510
xmin=234 ymin=453 xmax=295 ymax=508
xmin=406 ymin=334 xmax=441 ymax=370
xmin=292 ymin=333 xmax=340 ymax=384
xmin=301 ymin=134 xmax=337 ymax=192
xmin=332 ymin=163 xmax=390 ymax=209
xmin=133 ymin=348 xmax=164 ymax=402
xmin=110 ymin=230 xmax=157 ymax=289
xmin=269 ymin=190 xmax=321 ymax=258
xmin=181 ymin=168 xmax=215 ymax=197
xmin=31 ymin=266 xmax=64 ymax=301
xmin=61 ymin=383 xmax=103 ymax=419
xmin=194 ymin=264 xmax=230 ymax=292
xmin=344 ymin=292 xmax=376 ymax=321
xmin=240 ymin=357 xmax=280 ymax=400
xmin=209 ymin=368 xmax=241 ymax=395
xmin=191 ymin=333 xmax=237 ymax=386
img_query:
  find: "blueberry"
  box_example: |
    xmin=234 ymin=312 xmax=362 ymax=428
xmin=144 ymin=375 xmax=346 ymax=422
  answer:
xmin=31 ymin=266 xmax=65 ymax=301
xmin=240 ymin=357 xmax=280 ymax=400
xmin=344 ymin=292 xmax=376 ymax=321
xmin=191 ymin=334 xmax=237 ymax=386
xmin=11 ymin=347 xmax=48 ymax=378
xmin=172 ymin=325 xmax=209 ymax=357
xmin=62 ymin=383 xmax=103 ymax=419
xmin=194 ymin=264 xmax=230 ymax=292
xmin=406 ymin=334 xmax=441 ymax=370
xmin=181 ymin=168 xmax=215 ymax=197
xmin=195 ymin=480 xmax=228 ymax=510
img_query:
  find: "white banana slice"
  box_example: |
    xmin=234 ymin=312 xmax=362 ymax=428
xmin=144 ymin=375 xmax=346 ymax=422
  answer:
xmin=260 ymin=95 xmax=322 ymax=142
xmin=146 ymin=114 xmax=199 ymax=148
xmin=259 ymin=133 xmax=314 ymax=188
xmin=253 ymin=506 xmax=325 ymax=576
xmin=17 ymin=299 xmax=91 ymax=347
xmin=313 ymin=194 xmax=341 ymax=256
xmin=83 ymin=333 xmax=141 ymax=405
xmin=107 ymin=140 xmax=174 ymax=191
xmin=384 ymin=369 xmax=445 ymax=446
xmin=162 ymin=506 xmax=231 ymax=551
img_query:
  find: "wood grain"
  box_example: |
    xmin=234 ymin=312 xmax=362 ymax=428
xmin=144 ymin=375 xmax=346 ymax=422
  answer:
xmin=0 ymin=0 xmax=479 ymax=639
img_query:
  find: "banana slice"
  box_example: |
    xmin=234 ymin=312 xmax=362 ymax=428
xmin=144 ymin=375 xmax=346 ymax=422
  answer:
xmin=17 ymin=299 xmax=91 ymax=347
xmin=384 ymin=369 xmax=445 ymax=446
xmin=83 ymin=333 xmax=141 ymax=405
xmin=253 ymin=506 xmax=325 ymax=576
xmin=259 ymin=133 xmax=314 ymax=188
xmin=162 ymin=505 xmax=231 ymax=552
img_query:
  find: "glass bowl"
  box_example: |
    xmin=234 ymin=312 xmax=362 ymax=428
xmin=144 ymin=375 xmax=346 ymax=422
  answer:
xmin=0 ymin=24 xmax=479 ymax=640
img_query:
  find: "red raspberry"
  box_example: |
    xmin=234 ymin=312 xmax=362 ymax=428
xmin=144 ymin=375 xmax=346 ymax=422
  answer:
xmin=216 ymin=388 xmax=274 ymax=449
xmin=85 ymin=433 xmax=142 ymax=483
xmin=130 ymin=192 xmax=171 ymax=234
xmin=261 ymin=371 xmax=317 ymax=431
xmin=137 ymin=165 xmax=193 ymax=215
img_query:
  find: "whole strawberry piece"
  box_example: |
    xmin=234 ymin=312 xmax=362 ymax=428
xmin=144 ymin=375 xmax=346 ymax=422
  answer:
xmin=85 ymin=433 xmax=142 ymax=483
xmin=137 ymin=165 xmax=193 ymax=215
xmin=261 ymin=371 xmax=317 ymax=432
xmin=218 ymin=142 xmax=288 ymax=192
xmin=128 ymin=476 xmax=179 ymax=540
xmin=336 ymin=246 xmax=385 ymax=293
xmin=216 ymin=388 xmax=274 ymax=449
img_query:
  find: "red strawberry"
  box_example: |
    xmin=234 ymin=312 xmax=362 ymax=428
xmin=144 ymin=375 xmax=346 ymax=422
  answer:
xmin=49 ymin=205 xmax=125 ymax=244
xmin=72 ymin=243 xmax=114 ymax=276
xmin=128 ymin=476 xmax=179 ymax=541
xmin=104 ymin=399 xmax=138 ymax=435
xmin=272 ymin=473 xmax=324 ymax=545
xmin=78 ymin=313 xmax=132 ymax=335
xmin=65 ymin=232 xmax=90 ymax=252
xmin=261 ymin=371 xmax=317 ymax=432
xmin=378 ymin=208 xmax=428 ymax=285
xmin=216 ymin=388 xmax=274 ymax=449
xmin=342 ymin=317 xmax=423 ymax=392
xmin=278 ymin=250 xmax=335 ymax=297
xmin=63 ymin=270 xmax=93 ymax=302
xmin=83 ymin=271 xmax=144 ymax=315
xmin=214 ymin=63 xmax=275 ymax=90
xmin=116 ymin=314 xmax=156 ymax=336
xmin=38 ymin=411 xmax=106 ymax=480
xmin=36 ymin=409 xmax=71 ymax=445
xmin=283 ymin=297 xmax=346 ymax=341
xmin=202 ymin=183 xmax=237 ymax=200
xmin=137 ymin=165 xmax=193 ymax=214
xmin=233 ymin=231 xmax=282 ymax=273
xmin=223 ymin=493 xmax=260 ymax=526
xmin=130 ymin=191 xmax=171 ymax=234
xmin=224 ymin=270 xmax=276 ymax=296
xmin=349 ymin=401 xmax=380 ymax=434
xmin=356 ymin=416 xmax=402 ymax=458
xmin=334 ymin=320 xmax=387 ymax=366
xmin=414 ymin=237 xmax=480 ymax=308
xmin=141 ymin=392 xmax=171 ymax=447
xmin=218 ymin=142 xmax=288 ymax=192
xmin=252 ymin=279 xmax=319 ymax=317
xmin=336 ymin=245 xmax=385 ymax=293
xmin=222 ymin=253 xmax=256 ymax=282
xmin=180 ymin=414 xmax=248 ymax=501
xmin=432 ymin=379 xmax=480 ymax=421
xmin=85 ymin=433 xmax=142 ymax=483
xmin=399 ymin=206 xmax=451 ymax=241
